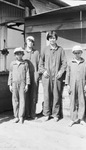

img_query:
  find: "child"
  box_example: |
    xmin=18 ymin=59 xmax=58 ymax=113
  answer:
xmin=65 ymin=45 xmax=86 ymax=127
xmin=8 ymin=47 xmax=30 ymax=124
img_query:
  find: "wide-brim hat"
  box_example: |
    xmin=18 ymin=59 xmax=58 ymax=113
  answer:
xmin=14 ymin=47 xmax=24 ymax=54
xmin=72 ymin=45 xmax=83 ymax=53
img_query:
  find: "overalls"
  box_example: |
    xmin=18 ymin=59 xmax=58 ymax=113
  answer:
xmin=24 ymin=49 xmax=39 ymax=118
xmin=8 ymin=60 xmax=30 ymax=118
xmin=66 ymin=58 xmax=86 ymax=121
xmin=39 ymin=45 xmax=67 ymax=118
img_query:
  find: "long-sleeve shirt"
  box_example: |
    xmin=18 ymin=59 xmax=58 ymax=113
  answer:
xmin=65 ymin=57 xmax=86 ymax=88
xmin=8 ymin=60 xmax=30 ymax=86
xmin=39 ymin=45 xmax=67 ymax=80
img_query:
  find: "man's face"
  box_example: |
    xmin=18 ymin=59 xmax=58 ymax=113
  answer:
xmin=49 ymin=36 xmax=57 ymax=45
xmin=26 ymin=39 xmax=34 ymax=48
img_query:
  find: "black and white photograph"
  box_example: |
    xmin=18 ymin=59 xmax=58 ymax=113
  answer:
xmin=0 ymin=0 xmax=86 ymax=150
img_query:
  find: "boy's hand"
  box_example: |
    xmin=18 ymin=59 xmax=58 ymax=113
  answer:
xmin=43 ymin=70 xmax=50 ymax=78
xmin=9 ymin=86 xmax=13 ymax=93
xmin=24 ymin=85 xmax=28 ymax=92
xmin=84 ymin=85 xmax=86 ymax=93
xmin=67 ymin=85 xmax=71 ymax=94
xmin=56 ymin=72 xmax=62 ymax=79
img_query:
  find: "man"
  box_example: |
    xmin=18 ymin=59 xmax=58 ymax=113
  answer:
xmin=39 ymin=31 xmax=67 ymax=121
xmin=24 ymin=36 xmax=39 ymax=119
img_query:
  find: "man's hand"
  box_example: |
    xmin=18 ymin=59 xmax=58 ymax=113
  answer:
xmin=43 ymin=70 xmax=50 ymax=78
xmin=9 ymin=86 xmax=13 ymax=93
xmin=56 ymin=72 xmax=62 ymax=79
xmin=24 ymin=85 xmax=28 ymax=92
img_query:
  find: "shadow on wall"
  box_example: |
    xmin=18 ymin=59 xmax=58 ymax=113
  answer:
xmin=0 ymin=71 xmax=12 ymax=113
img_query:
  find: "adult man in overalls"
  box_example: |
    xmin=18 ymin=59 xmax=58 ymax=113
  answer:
xmin=24 ymin=36 xmax=39 ymax=119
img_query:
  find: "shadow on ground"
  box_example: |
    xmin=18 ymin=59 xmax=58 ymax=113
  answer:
xmin=0 ymin=111 xmax=13 ymax=124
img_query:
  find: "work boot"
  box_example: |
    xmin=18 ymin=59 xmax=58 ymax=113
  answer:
xmin=68 ymin=120 xmax=75 ymax=127
xmin=54 ymin=117 xmax=59 ymax=122
xmin=13 ymin=117 xmax=19 ymax=123
xmin=42 ymin=116 xmax=50 ymax=122
xmin=80 ymin=120 xmax=86 ymax=126
xmin=19 ymin=117 xmax=24 ymax=124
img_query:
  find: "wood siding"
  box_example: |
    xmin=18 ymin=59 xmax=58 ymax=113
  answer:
xmin=0 ymin=3 xmax=24 ymax=24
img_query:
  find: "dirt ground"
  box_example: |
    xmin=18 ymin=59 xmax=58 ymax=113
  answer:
xmin=0 ymin=111 xmax=86 ymax=150
xmin=0 ymin=82 xmax=86 ymax=150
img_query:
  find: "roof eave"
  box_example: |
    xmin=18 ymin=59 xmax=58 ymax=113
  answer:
xmin=0 ymin=0 xmax=24 ymax=9
xmin=25 ymin=4 xmax=86 ymax=20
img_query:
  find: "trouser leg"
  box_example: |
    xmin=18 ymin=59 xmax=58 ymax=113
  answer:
xmin=52 ymin=80 xmax=62 ymax=118
xmin=25 ymin=88 xmax=30 ymax=118
xmin=42 ymin=77 xmax=52 ymax=116
xmin=78 ymin=82 xmax=85 ymax=120
xmin=12 ymin=83 xmax=19 ymax=118
xmin=31 ymin=81 xmax=39 ymax=118
xmin=70 ymin=84 xmax=78 ymax=121
xmin=19 ymin=83 xmax=25 ymax=118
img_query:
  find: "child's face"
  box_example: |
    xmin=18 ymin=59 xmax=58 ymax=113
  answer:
xmin=73 ymin=50 xmax=82 ymax=59
xmin=27 ymin=39 xmax=34 ymax=48
xmin=15 ymin=52 xmax=23 ymax=60
xmin=49 ymin=36 xmax=57 ymax=45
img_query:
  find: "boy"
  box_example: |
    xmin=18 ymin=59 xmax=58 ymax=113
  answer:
xmin=65 ymin=45 xmax=86 ymax=127
xmin=8 ymin=47 xmax=30 ymax=123
xmin=39 ymin=31 xmax=67 ymax=121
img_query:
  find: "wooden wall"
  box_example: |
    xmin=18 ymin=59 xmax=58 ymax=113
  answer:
xmin=0 ymin=2 xmax=24 ymax=24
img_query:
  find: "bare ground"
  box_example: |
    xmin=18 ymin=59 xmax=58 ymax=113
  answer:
xmin=0 ymin=111 xmax=86 ymax=150
xmin=0 ymin=82 xmax=86 ymax=150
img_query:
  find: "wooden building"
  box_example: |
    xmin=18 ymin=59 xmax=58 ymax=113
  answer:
xmin=24 ymin=4 xmax=86 ymax=116
xmin=25 ymin=4 xmax=86 ymax=62
xmin=0 ymin=0 xmax=86 ymax=114
xmin=0 ymin=0 xmax=25 ymax=112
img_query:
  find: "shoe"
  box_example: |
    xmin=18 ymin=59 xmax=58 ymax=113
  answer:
xmin=68 ymin=121 xmax=75 ymax=127
xmin=80 ymin=120 xmax=86 ymax=125
xmin=54 ymin=117 xmax=59 ymax=122
xmin=19 ymin=117 xmax=24 ymax=124
xmin=42 ymin=116 xmax=50 ymax=122
xmin=13 ymin=117 xmax=19 ymax=123
xmin=31 ymin=116 xmax=38 ymax=120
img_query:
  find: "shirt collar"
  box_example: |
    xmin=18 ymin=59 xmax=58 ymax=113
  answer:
xmin=72 ymin=57 xmax=84 ymax=64
xmin=49 ymin=44 xmax=58 ymax=51
xmin=26 ymin=47 xmax=34 ymax=53
xmin=14 ymin=60 xmax=25 ymax=65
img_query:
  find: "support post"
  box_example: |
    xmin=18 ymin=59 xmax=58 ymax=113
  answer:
xmin=0 ymin=25 xmax=8 ymax=71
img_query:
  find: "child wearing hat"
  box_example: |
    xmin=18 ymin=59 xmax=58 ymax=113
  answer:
xmin=8 ymin=47 xmax=30 ymax=123
xmin=65 ymin=45 xmax=86 ymax=127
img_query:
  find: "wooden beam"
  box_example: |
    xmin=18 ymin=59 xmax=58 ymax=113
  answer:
xmin=25 ymin=11 xmax=80 ymax=26
xmin=25 ymin=21 xmax=84 ymax=33
xmin=7 ymin=26 xmax=24 ymax=32
xmin=0 ymin=0 xmax=24 ymax=9
xmin=17 ymin=0 xmax=20 ymax=6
